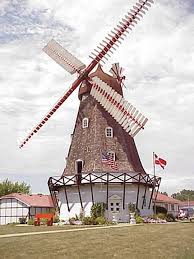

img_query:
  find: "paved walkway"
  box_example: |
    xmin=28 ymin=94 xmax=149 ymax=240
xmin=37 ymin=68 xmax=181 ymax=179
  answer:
xmin=0 ymin=224 xmax=138 ymax=239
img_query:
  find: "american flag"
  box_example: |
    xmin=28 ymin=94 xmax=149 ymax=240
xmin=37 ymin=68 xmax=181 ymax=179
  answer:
xmin=102 ymin=151 xmax=118 ymax=170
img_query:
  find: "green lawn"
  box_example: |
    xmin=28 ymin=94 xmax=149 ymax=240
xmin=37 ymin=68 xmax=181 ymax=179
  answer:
xmin=0 ymin=224 xmax=95 ymax=235
xmin=0 ymin=223 xmax=194 ymax=259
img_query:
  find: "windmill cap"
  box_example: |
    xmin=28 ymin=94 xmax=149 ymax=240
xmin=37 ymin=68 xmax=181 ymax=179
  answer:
xmin=78 ymin=64 xmax=123 ymax=100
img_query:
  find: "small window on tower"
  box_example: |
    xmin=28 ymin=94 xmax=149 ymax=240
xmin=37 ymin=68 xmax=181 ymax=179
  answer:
xmin=105 ymin=127 xmax=113 ymax=137
xmin=82 ymin=118 xmax=89 ymax=128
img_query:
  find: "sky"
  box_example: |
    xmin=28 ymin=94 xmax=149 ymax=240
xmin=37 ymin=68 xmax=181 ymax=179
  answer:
xmin=0 ymin=0 xmax=194 ymax=195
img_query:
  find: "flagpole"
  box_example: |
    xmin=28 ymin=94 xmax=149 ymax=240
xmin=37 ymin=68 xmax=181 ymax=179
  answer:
xmin=153 ymin=151 xmax=155 ymax=177
xmin=153 ymin=152 xmax=156 ymax=215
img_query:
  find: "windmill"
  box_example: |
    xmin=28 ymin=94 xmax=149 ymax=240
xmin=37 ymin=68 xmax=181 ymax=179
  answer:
xmin=19 ymin=0 xmax=153 ymax=148
xmin=19 ymin=0 xmax=161 ymax=222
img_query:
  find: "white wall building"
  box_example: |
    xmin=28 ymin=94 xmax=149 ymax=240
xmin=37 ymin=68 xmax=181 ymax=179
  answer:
xmin=0 ymin=193 xmax=54 ymax=225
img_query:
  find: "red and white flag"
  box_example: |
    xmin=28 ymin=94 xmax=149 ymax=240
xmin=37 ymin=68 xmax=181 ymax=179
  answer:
xmin=154 ymin=154 xmax=167 ymax=169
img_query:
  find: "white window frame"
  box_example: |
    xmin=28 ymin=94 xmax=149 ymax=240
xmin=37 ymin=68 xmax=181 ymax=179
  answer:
xmin=82 ymin=118 xmax=89 ymax=128
xmin=105 ymin=127 xmax=113 ymax=138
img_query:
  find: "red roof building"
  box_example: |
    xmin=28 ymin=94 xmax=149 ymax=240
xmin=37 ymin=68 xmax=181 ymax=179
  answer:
xmin=0 ymin=193 xmax=54 ymax=225
xmin=153 ymin=192 xmax=181 ymax=216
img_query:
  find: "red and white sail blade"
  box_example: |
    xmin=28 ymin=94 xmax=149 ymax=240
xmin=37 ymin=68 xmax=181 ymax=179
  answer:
xmin=90 ymin=76 xmax=148 ymax=137
xmin=89 ymin=0 xmax=154 ymax=63
xmin=19 ymin=0 xmax=153 ymax=148
xmin=19 ymin=76 xmax=84 ymax=148
xmin=43 ymin=39 xmax=86 ymax=74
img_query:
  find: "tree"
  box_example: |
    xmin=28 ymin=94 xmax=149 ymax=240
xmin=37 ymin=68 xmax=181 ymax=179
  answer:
xmin=0 ymin=179 xmax=31 ymax=197
xmin=161 ymin=192 xmax=168 ymax=196
xmin=171 ymin=189 xmax=194 ymax=201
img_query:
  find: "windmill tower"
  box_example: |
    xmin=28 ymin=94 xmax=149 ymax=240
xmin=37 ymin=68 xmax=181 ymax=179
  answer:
xmin=19 ymin=0 xmax=161 ymax=222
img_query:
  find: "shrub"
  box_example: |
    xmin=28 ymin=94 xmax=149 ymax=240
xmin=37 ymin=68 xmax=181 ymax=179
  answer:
xmin=156 ymin=206 xmax=167 ymax=215
xmin=95 ymin=216 xmax=107 ymax=225
xmin=79 ymin=211 xmax=85 ymax=221
xmin=19 ymin=217 xmax=26 ymax=224
xmin=135 ymin=215 xmax=143 ymax=224
xmin=53 ymin=215 xmax=60 ymax=223
xmin=82 ymin=216 xmax=96 ymax=225
xmin=40 ymin=218 xmax=47 ymax=225
xmin=27 ymin=219 xmax=34 ymax=225
xmin=166 ymin=213 xmax=176 ymax=222
xmin=69 ymin=217 xmax=76 ymax=225
xmin=91 ymin=203 xmax=106 ymax=219
xmin=152 ymin=214 xmax=158 ymax=220
xmin=157 ymin=213 xmax=166 ymax=220
xmin=128 ymin=203 xmax=136 ymax=213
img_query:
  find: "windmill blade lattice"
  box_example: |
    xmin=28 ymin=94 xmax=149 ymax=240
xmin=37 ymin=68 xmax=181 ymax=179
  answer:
xmin=90 ymin=76 xmax=148 ymax=137
xmin=19 ymin=0 xmax=153 ymax=148
xmin=43 ymin=39 xmax=86 ymax=74
xmin=89 ymin=0 xmax=154 ymax=63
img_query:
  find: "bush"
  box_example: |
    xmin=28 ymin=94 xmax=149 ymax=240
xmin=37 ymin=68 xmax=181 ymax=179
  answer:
xmin=157 ymin=213 xmax=166 ymax=220
xmin=19 ymin=217 xmax=26 ymax=224
xmin=95 ymin=216 xmax=107 ymax=225
xmin=155 ymin=206 xmax=167 ymax=215
xmin=166 ymin=213 xmax=176 ymax=222
xmin=128 ymin=203 xmax=136 ymax=213
xmin=135 ymin=215 xmax=143 ymax=224
xmin=82 ymin=216 xmax=96 ymax=225
xmin=91 ymin=203 xmax=106 ymax=219
xmin=53 ymin=215 xmax=60 ymax=223
xmin=69 ymin=217 xmax=76 ymax=225
xmin=27 ymin=219 xmax=34 ymax=225
xmin=39 ymin=218 xmax=47 ymax=225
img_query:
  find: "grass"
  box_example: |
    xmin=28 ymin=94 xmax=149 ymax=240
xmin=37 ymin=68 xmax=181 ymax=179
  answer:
xmin=0 ymin=223 xmax=194 ymax=259
xmin=0 ymin=224 xmax=95 ymax=235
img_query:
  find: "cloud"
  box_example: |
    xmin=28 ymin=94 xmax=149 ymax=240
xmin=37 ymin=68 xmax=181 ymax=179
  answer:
xmin=1 ymin=0 xmax=194 ymax=194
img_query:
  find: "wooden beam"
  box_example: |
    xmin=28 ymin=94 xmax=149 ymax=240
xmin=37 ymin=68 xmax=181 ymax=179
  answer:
xmin=89 ymin=173 xmax=94 ymax=205
xmin=141 ymin=175 xmax=149 ymax=209
xmin=106 ymin=173 xmax=109 ymax=210
xmin=62 ymin=177 xmax=70 ymax=212
xmin=77 ymin=184 xmax=83 ymax=210
xmin=135 ymin=174 xmax=141 ymax=210
xmin=123 ymin=173 xmax=126 ymax=209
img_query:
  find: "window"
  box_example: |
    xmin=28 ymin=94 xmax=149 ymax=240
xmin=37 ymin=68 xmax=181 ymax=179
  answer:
xmin=82 ymin=118 xmax=89 ymax=128
xmin=105 ymin=127 xmax=113 ymax=137
xmin=75 ymin=159 xmax=84 ymax=173
xmin=110 ymin=201 xmax=120 ymax=212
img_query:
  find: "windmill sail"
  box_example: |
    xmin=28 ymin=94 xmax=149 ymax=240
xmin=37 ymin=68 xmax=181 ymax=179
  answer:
xmin=110 ymin=63 xmax=124 ymax=79
xmin=19 ymin=0 xmax=154 ymax=148
xmin=43 ymin=39 xmax=86 ymax=74
xmin=90 ymin=76 xmax=148 ymax=137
